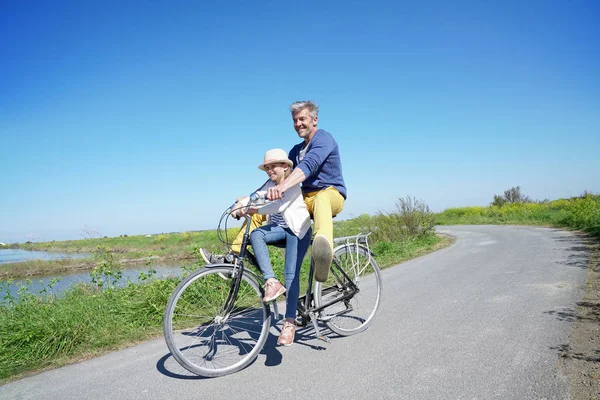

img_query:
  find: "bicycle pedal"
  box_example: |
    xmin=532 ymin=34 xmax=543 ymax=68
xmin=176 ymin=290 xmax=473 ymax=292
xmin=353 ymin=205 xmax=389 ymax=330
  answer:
xmin=318 ymin=335 xmax=331 ymax=343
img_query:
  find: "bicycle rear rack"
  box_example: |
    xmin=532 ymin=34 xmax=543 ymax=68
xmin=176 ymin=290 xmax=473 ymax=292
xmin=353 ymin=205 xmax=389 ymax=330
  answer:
xmin=333 ymin=232 xmax=372 ymax=253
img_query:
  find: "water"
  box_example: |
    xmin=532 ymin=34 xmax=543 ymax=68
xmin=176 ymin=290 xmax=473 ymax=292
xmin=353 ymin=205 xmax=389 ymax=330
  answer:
xmin=0 ymin=249 xmax=89 ymax=264
xmin=0 ymin=249 xmax=189 ymax=302
xmin=0 ymin=263 xmax=187 ymax=302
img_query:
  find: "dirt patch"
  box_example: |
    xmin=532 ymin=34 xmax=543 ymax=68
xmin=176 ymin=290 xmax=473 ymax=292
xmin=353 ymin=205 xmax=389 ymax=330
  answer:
xmin=560 ymin=237 xmax=600 ymax=400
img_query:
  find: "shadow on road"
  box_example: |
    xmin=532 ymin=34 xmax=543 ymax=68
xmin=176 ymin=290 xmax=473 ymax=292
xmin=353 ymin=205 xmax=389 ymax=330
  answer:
xmin=156 ymin=321 xmax=336 ymax=379
xmin=155 ymin=352 xmax=207 ymax=380
xmin=544 ymin=308 xmax=576 ymax=323
xmin=552 ymin=234 xmax=593 ymax=270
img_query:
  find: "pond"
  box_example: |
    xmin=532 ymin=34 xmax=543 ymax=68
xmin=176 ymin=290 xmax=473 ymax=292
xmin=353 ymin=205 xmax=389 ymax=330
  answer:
xmin=0 ymin=249 xmax=197 ymax=303
xmin=0 ymin=263 xmax=189 ymax=303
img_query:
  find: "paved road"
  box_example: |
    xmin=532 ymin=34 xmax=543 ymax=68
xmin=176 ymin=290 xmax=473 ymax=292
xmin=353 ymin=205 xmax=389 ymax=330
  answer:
xmin=1 ymin=226 xmax=589 ymax=400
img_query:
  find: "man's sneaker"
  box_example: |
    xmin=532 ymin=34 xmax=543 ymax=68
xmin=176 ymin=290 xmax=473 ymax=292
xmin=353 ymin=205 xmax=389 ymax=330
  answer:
xmin=199 ymin=248 xmax=232 ymax=279
xmin=262 ymin=280 xmax=286 ymax=302
xmin=277 ymin=320 xmax=296 ymax=346
xmin=199 ymin=248 xmax=237 ymax=264
xmin=312 ymin=235 xmax=333 ymax=283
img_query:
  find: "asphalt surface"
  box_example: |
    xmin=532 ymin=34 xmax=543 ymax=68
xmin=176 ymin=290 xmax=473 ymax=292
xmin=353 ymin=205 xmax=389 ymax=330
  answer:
xmin=0 ymin=225 xmax=589 ymax=400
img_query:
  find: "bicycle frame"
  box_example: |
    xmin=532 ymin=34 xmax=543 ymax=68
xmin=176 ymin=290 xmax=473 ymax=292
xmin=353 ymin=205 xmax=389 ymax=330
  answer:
xmin=217 ymin=206 xmax=375 ymax=342
xmin=296 ymin=251 xmax=360 ymax=325
xmin=293 ymin=234 xmax=373 ymax=341
xmin=211 ymin=213 xmax=258 ymax=318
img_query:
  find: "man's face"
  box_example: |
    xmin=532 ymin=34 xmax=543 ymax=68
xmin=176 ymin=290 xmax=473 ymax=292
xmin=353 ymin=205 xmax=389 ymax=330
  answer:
xmin=292 ymin=108 xmax=318 ymax=140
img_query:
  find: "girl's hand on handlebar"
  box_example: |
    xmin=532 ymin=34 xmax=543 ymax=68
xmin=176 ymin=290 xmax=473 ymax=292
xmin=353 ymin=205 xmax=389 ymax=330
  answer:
xmin=246 ymin=206 xmax=258 ymax=215
xmin=232 ymin=205 xmax=257 ymax=219
xmin=231 ymin=201 xmax=247 ymax=219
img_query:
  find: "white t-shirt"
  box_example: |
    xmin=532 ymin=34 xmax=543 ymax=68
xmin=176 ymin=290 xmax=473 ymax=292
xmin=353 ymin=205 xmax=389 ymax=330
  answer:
xmin=299 ymin=146 xmax=307 ymax=162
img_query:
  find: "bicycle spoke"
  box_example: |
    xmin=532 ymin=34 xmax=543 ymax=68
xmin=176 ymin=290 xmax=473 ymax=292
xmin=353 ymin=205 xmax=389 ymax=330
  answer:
xmin=164 ymin=267 xmax=270 ymax=377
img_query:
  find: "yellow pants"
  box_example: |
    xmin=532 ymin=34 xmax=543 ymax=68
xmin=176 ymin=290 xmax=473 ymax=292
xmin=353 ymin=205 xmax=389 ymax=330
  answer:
xmin=231 ymin=213 xmax=266 ymax=254
xmin=303 ymin=187 xmax=345 ymax=248
xmin=230 ymin=187 xmax=344 ymax=253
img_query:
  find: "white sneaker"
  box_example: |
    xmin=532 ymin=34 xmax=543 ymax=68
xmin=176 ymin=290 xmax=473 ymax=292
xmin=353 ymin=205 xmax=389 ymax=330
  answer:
xmin=199 ymin=248 xmax=233 ymax=279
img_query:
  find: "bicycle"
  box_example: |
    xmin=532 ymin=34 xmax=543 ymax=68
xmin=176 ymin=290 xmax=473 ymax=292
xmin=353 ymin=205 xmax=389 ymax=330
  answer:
xmin=163 ymin=195 xmax=383 ymax=377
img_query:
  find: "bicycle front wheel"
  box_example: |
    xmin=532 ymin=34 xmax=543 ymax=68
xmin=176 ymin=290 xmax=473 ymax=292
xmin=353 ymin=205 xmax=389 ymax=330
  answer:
xmin=163 ymin=266 xmax=270 ymax=377
xmin=314 ymin=245 xmax=382 ymax=336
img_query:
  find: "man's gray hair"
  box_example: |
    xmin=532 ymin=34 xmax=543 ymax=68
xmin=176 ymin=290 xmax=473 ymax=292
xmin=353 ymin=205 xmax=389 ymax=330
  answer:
xmin=289 ymin=101 xmax=319 ymax=118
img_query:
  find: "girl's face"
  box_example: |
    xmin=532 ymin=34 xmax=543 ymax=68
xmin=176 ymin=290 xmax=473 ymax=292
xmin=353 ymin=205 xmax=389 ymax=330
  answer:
xmin=264 ymin=163 xmax=288 ymax=182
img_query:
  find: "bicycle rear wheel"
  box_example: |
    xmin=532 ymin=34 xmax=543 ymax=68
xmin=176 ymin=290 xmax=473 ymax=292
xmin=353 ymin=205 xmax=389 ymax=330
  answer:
xmin=163 ymin=266 xmax=270 ymax=377
xmin=314 ymin=245 xmax=382 ymax=336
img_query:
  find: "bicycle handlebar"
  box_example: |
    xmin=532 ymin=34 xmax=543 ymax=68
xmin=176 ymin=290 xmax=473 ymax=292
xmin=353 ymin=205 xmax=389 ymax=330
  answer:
xmin=248 ymin=191 xmax=270 ymax=206
xmin=227 ymin=191 xmax=274 ymax=221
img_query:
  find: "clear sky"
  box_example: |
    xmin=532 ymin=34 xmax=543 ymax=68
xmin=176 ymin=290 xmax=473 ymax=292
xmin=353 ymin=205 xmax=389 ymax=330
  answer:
xmin=1 ymin=0 xmax=599 ymax=243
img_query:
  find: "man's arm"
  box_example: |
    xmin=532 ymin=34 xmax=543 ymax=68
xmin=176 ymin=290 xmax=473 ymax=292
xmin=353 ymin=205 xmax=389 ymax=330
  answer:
xmin=266 ymin=168 xmax=306 ymax=200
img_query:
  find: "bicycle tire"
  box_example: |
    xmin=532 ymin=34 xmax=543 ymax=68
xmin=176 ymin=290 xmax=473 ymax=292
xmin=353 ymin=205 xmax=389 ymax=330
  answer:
xmin=163 ymin=265 xmax=270 ymax=377
xmin=314 ymin=244 xmax=382 ymax=336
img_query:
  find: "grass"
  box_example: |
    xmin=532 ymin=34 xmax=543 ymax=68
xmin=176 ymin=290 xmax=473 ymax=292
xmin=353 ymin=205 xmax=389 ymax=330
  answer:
xmin=0 ymin=259 xmax=96 ymax=279
xmin=0 ymin=277 xmax=181 ymax=381
xmin=0 ymin=201 xmax=444 ymax=383
xmin=435 ymin=193 xmax=600 ymax=238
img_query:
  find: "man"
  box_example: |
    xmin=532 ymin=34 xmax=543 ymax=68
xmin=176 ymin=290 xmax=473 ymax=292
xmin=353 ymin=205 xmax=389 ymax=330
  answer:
xmin=201 ymin=100 xmax=346 ymax=283
xmin=266 ymin=101 xmax=346 ymax=282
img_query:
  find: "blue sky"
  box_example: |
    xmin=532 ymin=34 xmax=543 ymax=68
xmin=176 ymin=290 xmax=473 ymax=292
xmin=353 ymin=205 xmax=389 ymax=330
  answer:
xmin=1 ymin=0 xmax=598 ymax=243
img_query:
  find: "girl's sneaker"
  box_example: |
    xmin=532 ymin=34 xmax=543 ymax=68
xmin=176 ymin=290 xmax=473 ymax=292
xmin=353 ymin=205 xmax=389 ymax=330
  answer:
xmin=277 ymin=321 xmax=296 ymax=346
xmin=263 ymin=280 xmax=286 ymax=302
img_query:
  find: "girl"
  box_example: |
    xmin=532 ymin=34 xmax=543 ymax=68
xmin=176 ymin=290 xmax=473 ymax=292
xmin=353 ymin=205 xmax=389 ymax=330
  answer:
xmin=222 ymin=148 xmax=312 ymax=346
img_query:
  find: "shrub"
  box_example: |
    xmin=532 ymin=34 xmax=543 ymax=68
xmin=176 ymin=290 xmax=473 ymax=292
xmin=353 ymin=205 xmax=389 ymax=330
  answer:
xmin=491 ymin=186 xmax=531 ymax=206
xmin=396 ymin=196 xmax=436 ymax=235
xmin=89 ymin=245 xmax=123 ymax=289
xmin=155 ymin=234 xmax=168 ymax=243
xmin=370 ymin=196 xmax=435 ymax=242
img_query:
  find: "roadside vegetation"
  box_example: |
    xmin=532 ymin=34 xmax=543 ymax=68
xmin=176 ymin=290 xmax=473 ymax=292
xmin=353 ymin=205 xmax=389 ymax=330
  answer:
xmin=436 ymin=187 xmax=600 ymax=238
xmin=0 ymin=196 xmax=449 ymax=382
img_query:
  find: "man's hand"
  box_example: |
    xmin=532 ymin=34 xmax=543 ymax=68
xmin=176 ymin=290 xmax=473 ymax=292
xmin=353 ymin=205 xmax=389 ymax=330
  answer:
xmin=267 ymin=185 xmax=284 ymax=200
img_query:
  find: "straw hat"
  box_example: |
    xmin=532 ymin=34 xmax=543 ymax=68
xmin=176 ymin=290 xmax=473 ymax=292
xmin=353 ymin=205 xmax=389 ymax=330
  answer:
xmin=258 ymin=148 xmax=294 ymax=171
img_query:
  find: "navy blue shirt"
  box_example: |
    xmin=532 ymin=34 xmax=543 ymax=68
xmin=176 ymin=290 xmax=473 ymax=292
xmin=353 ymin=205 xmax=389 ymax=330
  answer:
xmin=288 ymin=129 xmax=347 ymax=199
